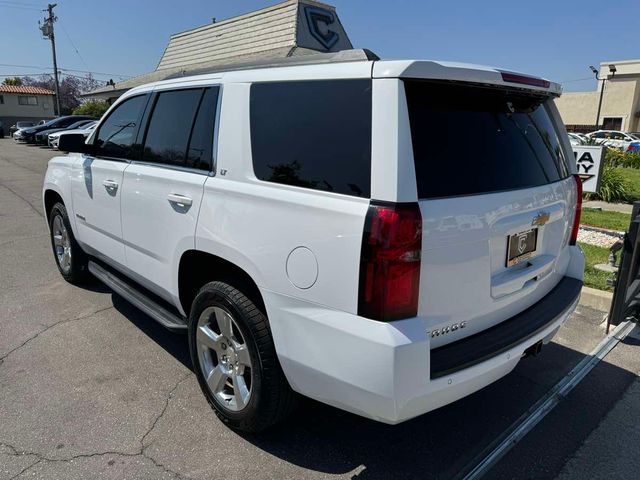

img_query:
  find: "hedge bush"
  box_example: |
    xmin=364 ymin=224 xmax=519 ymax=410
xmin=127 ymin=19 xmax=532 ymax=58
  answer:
xmin=584 ymin=165 xmax=631 ymax=203
xmin=72 ymin=100 xmax=110 ymax=118
xmin=604 ymin=149 xmax=640 ymax=169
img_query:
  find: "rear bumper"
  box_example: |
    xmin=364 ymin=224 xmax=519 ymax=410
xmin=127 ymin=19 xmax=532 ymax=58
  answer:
xmin=265 ymin=276 xmax=582 ymax=424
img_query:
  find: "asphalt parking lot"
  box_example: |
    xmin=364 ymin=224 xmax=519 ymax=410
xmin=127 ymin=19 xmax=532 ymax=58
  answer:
xmin=1 ymin=137 xmax=639 ymax=480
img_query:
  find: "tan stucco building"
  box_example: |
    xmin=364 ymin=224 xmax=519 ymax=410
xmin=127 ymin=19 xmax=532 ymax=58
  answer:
xmin=0 ymin=85 xmax=56 ymax=128
xmin=556 ymin=59 xmax=640 ymax=132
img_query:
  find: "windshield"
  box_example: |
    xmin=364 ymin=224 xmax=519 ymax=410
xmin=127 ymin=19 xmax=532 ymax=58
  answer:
xmin=67 ymin=120 xmax=90 ymax=130
xmin=45 ymin=118 xmax=60 ymax=126
xmin=405 ymin=80 xmax=571 ymax=199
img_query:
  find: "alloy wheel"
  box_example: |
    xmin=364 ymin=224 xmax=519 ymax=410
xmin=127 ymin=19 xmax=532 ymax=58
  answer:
xmin=196 ymin=306 xmax=253 ymax=411
xmin=52 ymin=214 xmax=71 ymax=273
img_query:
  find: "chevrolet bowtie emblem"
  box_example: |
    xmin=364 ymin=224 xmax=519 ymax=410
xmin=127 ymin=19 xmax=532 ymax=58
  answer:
xmin=532 ymin=211 xmax=550 ymax=227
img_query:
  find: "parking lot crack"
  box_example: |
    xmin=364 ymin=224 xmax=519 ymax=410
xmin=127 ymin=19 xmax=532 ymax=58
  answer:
xmin=3 ymin=448 xmax=187 ymax=479
xmin=141 ymin=453 xmax=192 ymax=480
xmin=0 ymin=305 xmax=114 ymax=363
xmin=135 ymin=373 xmax=193 ymax=479
xmin=141 ymin=373 xmax=192 ymax=449
xmin=0 ymin=182 xmax=44 ymax=219
xmin=8 ymin=458 xmax=41 ymax=480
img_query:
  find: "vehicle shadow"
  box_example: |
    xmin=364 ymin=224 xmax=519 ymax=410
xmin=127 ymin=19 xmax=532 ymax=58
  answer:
xmin=111 ymin=293 xmax=192 ymax=369
xmin=106 ymin=293 xmax=638 ymax=479
xmin=79 ymin=276 xmax=113 ymax=295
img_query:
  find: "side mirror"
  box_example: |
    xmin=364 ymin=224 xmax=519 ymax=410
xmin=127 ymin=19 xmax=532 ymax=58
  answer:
xmin=58 ymin=133 xmax=91 ymax=154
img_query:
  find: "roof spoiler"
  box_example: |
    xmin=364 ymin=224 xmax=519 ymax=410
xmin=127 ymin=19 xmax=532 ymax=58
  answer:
xmin=163 ymin=48 xmax=379 ymax=80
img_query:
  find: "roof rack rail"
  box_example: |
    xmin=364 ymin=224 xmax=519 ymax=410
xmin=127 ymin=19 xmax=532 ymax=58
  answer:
xmin=163 ymin=48 xmax=379 ymax=80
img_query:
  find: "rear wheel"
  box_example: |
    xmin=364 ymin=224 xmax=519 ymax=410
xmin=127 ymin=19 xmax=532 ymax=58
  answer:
xmin=188 ymin=281 xmax=295 ymax=432
xmin=49 ymin=202 xmax=88 ymax=284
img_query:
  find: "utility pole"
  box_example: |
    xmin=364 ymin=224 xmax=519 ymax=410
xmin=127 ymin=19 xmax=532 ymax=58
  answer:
xmin=39 ymin=4 xmax=61 ymax=116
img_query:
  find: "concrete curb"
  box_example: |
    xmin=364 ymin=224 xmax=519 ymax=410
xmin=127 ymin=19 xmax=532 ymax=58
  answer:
xmin=579 ymin=224 xmax=624 ymax=237
xmin=579 ymin=286 xmax=613 ymax=312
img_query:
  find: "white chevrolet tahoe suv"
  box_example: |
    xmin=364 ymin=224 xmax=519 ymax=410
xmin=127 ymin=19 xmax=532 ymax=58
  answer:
xmin=43 ymin=50 xmax=585 ymax=432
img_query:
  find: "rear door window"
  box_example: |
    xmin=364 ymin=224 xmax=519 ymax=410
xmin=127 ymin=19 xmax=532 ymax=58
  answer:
xmin=186 ymin=87 xmax=219 ymax=171
xmin=142 ymin=89 xmax=203 ymax=167
xmin=404 ymin=80 xmax=570 ymax=199
xmin=250 ymin=79 xmax=372 ymax=198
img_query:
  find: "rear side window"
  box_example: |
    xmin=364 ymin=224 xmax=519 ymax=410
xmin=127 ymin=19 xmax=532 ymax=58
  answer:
xmin=250 ymin=79 xmax=372 ymax=198
xmin=404 ymin=81 xmax=570 ymax=199
xmin=142 ymin=87 xmax=219 ymax=170
xmin=95 ymin=95 xmax=147 ymax=159
xmin=187 ymin=87 xmax=219 ymax=170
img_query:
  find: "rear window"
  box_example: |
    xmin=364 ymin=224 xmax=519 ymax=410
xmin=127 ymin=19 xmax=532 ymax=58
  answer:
xmin=250 ymin=79 xmax=372 ymax=198
xmin=405 ymin=80 xmax=570 ymax=199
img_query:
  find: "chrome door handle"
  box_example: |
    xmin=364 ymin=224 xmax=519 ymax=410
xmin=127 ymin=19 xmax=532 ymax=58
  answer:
xmin=102 ymin=179 xmax=118 ymax=192
xmin=167 ymin=193 xmax=193 ymax=207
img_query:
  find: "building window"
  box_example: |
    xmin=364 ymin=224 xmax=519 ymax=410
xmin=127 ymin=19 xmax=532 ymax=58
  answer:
xmin=0 ymin=94 xmax=4 ymax=104
xmin=18 ymin=95 xmax=38 ymax=106
xmin=602 ymin=117 xmax=623 ymax=130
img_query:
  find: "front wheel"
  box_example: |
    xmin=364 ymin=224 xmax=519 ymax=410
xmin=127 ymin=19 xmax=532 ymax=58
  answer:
xmin=188 ymin=281 xmax=296 ymax=432
xmin=49 ymin=202 xmax=88 ymax=284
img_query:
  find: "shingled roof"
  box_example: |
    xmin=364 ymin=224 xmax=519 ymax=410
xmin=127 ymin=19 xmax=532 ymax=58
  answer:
xmin=0 ymin=85 xmax=55 ymax=95
xmin=84 ymin=0 xmax=353 ymax=101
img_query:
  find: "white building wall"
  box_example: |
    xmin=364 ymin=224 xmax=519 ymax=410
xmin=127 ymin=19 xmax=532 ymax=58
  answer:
xmin=0 ymin=93 xmax=55 ymax=125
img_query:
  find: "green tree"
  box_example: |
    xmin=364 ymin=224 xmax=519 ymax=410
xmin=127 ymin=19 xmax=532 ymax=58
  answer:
xmin=72 ymin=100 xmax=110 ymax=118
xmin=2 ymin=77 xmax=23 ymax=86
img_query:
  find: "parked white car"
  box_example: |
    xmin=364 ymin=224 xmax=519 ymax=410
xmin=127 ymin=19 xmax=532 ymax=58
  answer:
xmin=42 ymin=51 xmax=584 ymax=432
xmin=49 ymin=121 xmax=98 ymax=149
xmin=567 ymin=132 xmax=585 ymax=146
xmin=586 ymin=130 xmax=640 ymax=150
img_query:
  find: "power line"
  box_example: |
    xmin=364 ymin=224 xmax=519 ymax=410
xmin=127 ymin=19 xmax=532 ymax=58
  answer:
xmin=0 ymin=3 xmax=42 ymax=11
xmin=59 ymin=21 xmax=91 ymax=72
xmin=0 ymin=0 xmax=45 ymax=7
xmin=0 ymin=63 xmax=132 ymax=79
xmin=559 ymin=76 xmax=595 ymax=84
xmin=0 ymin=71 xmax=114 ymax=84
xmin=0 ymin=73 xmax=51 ymax=77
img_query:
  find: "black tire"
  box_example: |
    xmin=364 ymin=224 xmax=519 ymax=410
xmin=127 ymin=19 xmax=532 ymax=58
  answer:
xmin=188 ymin=280 xmax=296 ymax=432
xmin=48 ymin=202 xmax=89 ymax=284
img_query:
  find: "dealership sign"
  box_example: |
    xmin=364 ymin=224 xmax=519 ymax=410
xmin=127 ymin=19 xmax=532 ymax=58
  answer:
xmin=573 ymin=145 xmax=604 ymax=193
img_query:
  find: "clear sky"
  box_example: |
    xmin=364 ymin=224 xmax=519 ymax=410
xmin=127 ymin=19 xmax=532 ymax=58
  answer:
xmin=0 ymin=0 xmax=637 ymax=92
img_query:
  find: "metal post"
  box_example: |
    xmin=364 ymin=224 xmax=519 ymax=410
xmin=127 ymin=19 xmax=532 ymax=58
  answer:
xmin=594 ymin=78 xmax=605 ymax=130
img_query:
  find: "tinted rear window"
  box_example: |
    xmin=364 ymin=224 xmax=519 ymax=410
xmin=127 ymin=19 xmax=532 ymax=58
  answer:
xmin=250 ymin=79 xmax=372 ymax=198
xmin=405 ymin=81 xmax=570 ymax=199
xmin=143 ymin=89 xmax=203 ymax=166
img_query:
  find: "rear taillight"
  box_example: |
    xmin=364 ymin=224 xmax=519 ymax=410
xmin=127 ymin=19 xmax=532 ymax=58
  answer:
xmin=570 ymin=174 xmax=583 ymax=245
xmin=358 ymin=202 xmax=422 ymax=321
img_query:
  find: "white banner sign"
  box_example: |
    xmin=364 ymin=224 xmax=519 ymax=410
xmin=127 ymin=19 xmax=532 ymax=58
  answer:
xmin=573 ymin=145 xmax=604 ymax=193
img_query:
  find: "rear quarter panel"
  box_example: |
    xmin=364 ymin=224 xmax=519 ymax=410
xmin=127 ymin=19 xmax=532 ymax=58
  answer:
xmin=195 ymin=82 xmax=369 ymax=313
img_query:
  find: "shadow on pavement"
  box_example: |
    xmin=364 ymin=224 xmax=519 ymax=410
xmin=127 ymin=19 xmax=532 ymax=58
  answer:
xmin=104 ymin=293 xmax=639 ymax=479
xmin=111 ymin=293 xmax=193 ymax=369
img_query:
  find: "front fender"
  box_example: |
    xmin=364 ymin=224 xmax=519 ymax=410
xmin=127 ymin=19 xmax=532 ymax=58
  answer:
xmin=42 ymin=154 xmax=80 ymax=233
